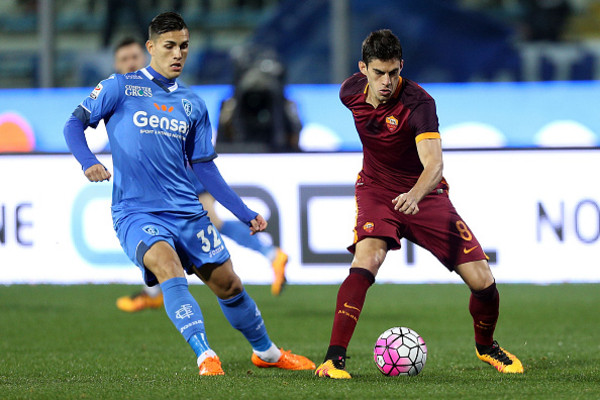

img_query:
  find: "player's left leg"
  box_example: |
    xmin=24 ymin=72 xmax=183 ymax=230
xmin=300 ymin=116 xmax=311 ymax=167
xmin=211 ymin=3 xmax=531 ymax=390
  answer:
xmin=193 ymin=259 xmax=315 ymax=370
xmin=456 ymin=260 xmax=524 ymax=373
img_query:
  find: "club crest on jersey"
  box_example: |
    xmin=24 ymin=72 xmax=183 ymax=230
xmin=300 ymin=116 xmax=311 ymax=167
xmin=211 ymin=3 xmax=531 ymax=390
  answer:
xmin=125 ymin=85 xmax=153 ymax=97
xmin=385 ymin=115 xmax=399 ymax=132
xmin=363 ymin=222 xmax=375 ymax=233
xmin=142 ymin=225 xmax=159 ymax=235
xmin=89 ymin=83 xmax=103 ymax=100
xmin=182 ymin=99 xmax=192 ymax=116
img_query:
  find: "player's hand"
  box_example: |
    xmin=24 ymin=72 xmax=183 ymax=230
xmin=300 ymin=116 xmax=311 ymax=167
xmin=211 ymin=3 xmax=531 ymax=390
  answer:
xmin=392 ymin=192 xmax=420 ymax=215
xmin=249 ymin=214 xmax=268 ymax=235
xmin=84 ymin=163 xmax=111 ymax=182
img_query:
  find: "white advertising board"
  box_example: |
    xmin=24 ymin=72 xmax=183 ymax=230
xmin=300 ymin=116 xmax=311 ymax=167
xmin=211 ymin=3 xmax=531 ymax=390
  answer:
xmin=0 ymin=150 xmax=598 ymax=284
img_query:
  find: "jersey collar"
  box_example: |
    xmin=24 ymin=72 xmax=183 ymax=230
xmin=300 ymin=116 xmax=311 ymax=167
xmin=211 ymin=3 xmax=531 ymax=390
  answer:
xmin=141 ymin=67 xmax=179 ymax=93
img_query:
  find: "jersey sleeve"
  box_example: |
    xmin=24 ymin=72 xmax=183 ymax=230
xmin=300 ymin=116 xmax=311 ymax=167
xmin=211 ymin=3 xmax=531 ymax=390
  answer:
xmin=408 ymin=99 xmax=441 ymax=143
xmin=73 ymin=75 xmax=121 ymax=128
xmin=186 ymin=97 xmax=217 ymax=163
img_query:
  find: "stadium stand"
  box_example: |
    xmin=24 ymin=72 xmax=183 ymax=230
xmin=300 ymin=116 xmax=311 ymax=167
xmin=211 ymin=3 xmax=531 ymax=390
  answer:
xmin=0 ymin=0 xmax=600 ymax=88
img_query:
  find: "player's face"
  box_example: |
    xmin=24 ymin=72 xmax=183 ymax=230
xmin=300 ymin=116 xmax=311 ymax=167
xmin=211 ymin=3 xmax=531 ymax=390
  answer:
xmin=359 ymin=58 xmax=403 ymax=107
xmin=147 ymin=29 xmax=189 ymax=79
xmin=114 ymin=44 xmax=147 ymax=74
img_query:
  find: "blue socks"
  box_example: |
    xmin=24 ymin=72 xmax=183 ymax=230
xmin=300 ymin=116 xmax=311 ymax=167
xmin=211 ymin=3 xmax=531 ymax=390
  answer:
xmin=161 ymin=278 xmax=274 ymax=361
xmin=160 ymin=277 xmax=211 ymax=357
xmin=218 ymin=289 xmax=272 ymax=351
xmin=220 ymin=221 xmax=273 ymax=258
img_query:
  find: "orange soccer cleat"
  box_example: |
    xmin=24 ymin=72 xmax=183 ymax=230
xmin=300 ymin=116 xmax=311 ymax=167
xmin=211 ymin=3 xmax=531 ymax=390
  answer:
xmin=251 ymin=349 xmax=315 ymax=370
xmin=116 ymin=291 xmax=164 ymax=312
xmin=315 ymin=360 xmax=352 ymax=379
xmin=476 ymin=341 xmax=524 ymax=374
xmin=199 ymin=356 xmax=225 ymax=376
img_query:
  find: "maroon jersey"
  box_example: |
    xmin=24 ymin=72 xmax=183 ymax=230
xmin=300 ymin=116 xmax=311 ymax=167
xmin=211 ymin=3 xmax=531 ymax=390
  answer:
xmin=340 ymin=73 xmax=447 ymax=193
xmin=342 ymin=73 xmax=487 ymax=268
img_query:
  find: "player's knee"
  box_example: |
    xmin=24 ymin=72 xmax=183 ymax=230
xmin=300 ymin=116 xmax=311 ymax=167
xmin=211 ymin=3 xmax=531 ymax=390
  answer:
xmin=457 ymin=260 xmax=494 ymax=291
xmin=350 ymin=256 xmax=382 ymax=275
xmin=153 ymin=259 xmax=184 ymax=282
xmin=143 ymin=245 xmax=184 ymax=282
xmin=215 ymin=276 xmax=243 ymax=299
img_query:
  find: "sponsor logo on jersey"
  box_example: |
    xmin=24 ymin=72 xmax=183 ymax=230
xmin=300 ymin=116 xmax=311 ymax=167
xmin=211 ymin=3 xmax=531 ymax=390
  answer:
xmin=385 ymin=115 xmax=398 ymax=132
xmin=125 ymin=85 xmax=153 ymax=97
xmin=142 ymin=225 xmax=159 ymax=235
xmin=153 ymin=103 xmax=174 ymax=112
xmin=89 ymin=83 xmax=103 ymax=100
xmin=182 ymin=99 xmax=192 ymax=116
xmin=124 ymin=74 xmax=143 ymax=79
xmin=133 ymin=110 xmax=189 ymax=134
xmin=363 ymin=222 xmax=374 ymax=233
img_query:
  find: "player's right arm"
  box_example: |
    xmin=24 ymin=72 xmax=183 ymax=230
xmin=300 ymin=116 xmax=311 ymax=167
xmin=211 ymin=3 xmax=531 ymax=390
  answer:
xmin=63 ymin=75 xmax=121 ymax=182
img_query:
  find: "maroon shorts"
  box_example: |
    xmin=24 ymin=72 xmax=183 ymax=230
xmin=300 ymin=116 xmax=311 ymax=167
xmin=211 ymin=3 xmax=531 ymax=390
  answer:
xmin=348 ymin=179 xmax=487 ymax=271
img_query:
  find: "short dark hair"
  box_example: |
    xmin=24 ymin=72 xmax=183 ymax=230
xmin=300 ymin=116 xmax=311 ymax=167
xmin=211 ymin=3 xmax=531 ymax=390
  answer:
xmin=113 ymin=37 xmax=143 ymax=54
xmin=361 ymin=29 xmax=403 ymax=65
xmin=148 ymin=12 xmax=188 ymax=40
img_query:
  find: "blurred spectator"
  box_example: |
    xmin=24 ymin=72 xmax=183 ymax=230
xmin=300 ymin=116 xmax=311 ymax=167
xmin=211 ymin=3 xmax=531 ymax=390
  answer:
xmin=113 ymin=37 xmax=147 ymax=74
xmin=519 ymin=0 xmax=572 ymax=41
xmin=216 ymin=45 xmax=302 ymax=153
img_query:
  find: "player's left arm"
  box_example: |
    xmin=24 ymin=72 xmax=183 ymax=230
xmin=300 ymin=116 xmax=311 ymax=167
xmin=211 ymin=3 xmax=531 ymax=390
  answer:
xmin=191 ymin=161 xmax=267 ymax=234
xmin=392 ymin=138 xmax=443 ymax=215
xmin=186 ymin=98 xmax=266 ymax=234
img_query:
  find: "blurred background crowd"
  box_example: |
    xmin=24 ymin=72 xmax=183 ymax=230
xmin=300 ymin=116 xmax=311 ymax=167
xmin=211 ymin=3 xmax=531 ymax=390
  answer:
xmin=2 ymin=0 xmax=600 ymax=89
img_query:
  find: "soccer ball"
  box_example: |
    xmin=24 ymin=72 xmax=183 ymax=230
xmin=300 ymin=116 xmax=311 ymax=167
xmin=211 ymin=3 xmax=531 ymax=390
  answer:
xmin=373 ymin=327 xmax=427 ymax=376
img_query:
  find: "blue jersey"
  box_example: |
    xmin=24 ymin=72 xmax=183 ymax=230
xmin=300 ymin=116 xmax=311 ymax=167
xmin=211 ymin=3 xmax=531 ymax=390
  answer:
xmin=74 ymin=68 xmax=214 ymax=220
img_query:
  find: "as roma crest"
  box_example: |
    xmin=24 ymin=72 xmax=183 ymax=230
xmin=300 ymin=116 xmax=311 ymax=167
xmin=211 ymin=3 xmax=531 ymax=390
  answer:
xmin=385 ymin=115 xmax=398 ymax=132
xmin=363 ymin=222 xmax=375 ymax=233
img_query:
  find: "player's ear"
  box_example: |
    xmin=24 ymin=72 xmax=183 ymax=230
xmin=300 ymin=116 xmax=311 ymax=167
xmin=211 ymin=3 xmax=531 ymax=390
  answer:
xmin=145 ymin=39 xmax=154 ymax=56
xmin=359 ymin=60 xmax=367 ymax=76
xmin=399 ymin=59 xmax=404 ymax=73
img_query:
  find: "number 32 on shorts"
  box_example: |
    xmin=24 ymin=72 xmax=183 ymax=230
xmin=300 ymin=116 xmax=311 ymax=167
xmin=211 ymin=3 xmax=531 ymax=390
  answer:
xmin=196 ymin=224 xmax=223 ymax=253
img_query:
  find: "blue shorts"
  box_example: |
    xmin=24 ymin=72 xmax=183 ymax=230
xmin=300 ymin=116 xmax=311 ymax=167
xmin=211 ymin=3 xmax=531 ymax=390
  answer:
xmin=115 ymin=211 xmax=230 ymax=286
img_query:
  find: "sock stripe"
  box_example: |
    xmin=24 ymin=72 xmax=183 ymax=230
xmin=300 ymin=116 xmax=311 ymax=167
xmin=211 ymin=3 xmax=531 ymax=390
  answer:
xmin=349 ymin=267 xmax=375 ymax=285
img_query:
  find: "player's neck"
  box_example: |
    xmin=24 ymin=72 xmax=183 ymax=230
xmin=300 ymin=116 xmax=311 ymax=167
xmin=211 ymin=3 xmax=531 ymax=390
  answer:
xmin=365 ymin=89 xmax=383 ymax=108
xmin=146 ymin=65 xmax=176 ymax=85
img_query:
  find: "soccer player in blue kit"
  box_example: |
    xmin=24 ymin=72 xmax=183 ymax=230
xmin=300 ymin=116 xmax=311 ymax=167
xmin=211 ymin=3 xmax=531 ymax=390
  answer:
xmin=64 ymin=12 xmax=314 ymax=376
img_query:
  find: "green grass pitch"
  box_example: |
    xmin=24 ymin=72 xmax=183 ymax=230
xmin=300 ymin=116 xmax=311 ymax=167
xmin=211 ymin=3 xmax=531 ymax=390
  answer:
xmin=1 ymin=283 xmax=599 ymax=399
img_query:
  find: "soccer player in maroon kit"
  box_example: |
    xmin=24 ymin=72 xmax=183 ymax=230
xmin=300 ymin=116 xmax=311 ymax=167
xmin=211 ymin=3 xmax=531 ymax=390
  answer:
xmin=315 ymin=29 xmax=523 ymax=379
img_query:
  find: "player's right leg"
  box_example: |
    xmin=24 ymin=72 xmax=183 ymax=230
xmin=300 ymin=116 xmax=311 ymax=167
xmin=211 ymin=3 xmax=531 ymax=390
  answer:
xmin=315 ymin=238 xmax=384 ymax=379
xmin=144 ymin=241 xmax=224 ymax=376
xmin=115 ymin=213 xmax=223 ymax=376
